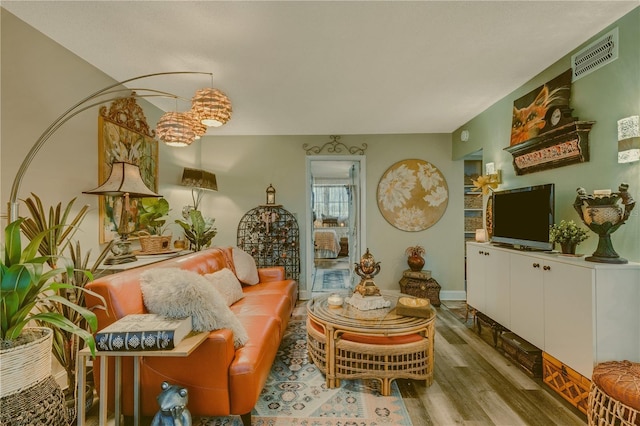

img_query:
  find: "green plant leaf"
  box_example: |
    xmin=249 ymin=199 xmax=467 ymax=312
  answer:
xmin=4 ymin=219 xmax=23 ymax=266
xmin=29 ymin=312 xmax=97 ymax=356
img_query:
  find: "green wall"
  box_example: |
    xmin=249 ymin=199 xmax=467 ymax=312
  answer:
xmin=452 ymin=8 xmax=640 ymax=263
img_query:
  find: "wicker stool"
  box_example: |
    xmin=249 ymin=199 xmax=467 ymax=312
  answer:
xmin=588 ymin=361 xmax=640 ymax=426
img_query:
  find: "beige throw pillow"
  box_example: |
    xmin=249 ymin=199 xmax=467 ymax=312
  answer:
xmin=205 ymin=268 xmax=244 ymax=306
xmin=232 ymin=247 xmax=259 ymax=285
xmin=140 ymin=268 xmax=248 ymax=348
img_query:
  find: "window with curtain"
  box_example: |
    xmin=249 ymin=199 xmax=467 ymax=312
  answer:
xmin=313 ymin=184 xmax=350 ymax=222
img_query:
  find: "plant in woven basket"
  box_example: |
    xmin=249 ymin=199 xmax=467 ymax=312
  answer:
xmin=139 ymin=197 xmax=171 ymax=235
xmin=175 ymin=209 xmax=217 ymax=251
xmin=1 ymin=219 xmax=100 ymax=348
xmin=18 ymin=194 xmax=108 ymax=415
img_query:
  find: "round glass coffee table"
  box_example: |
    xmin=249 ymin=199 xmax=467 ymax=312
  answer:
xmin=306 ymin=292 xmax=435 ymax=395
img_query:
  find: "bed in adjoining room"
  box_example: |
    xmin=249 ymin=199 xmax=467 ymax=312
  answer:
xmin=314 ymin=229 xmax=340 ymax=259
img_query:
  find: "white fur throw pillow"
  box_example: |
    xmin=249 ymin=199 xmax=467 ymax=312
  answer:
xmin=232 ymin=247 xmax=259 ymax=285
xmin=140 ymin=268 xmax=248 ymax=348
xmin=204 ymin=268 xmax=244 ymax=306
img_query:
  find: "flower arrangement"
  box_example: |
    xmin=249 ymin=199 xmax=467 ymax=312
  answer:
xmin=549 ymin=220 xmax=589 ymax=245
xmin=471 ymin=175 xmax=499 ymax=195
xmin=405 ymin=245 xmax=426 ymax=258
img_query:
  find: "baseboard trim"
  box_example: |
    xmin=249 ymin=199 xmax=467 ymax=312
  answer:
xmin=440 ymin=290 xmax=466 ymax=301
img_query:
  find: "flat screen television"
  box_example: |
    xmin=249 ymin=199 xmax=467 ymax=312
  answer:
xmin=491 ymin=183 xmax=555 ymax=251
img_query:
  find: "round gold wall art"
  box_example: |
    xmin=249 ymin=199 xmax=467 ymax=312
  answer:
xmin=377 ymin=159 xmax=449 ymax=232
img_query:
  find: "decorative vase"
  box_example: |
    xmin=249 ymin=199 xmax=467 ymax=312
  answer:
xmin=0 ymin=328 xmax=68 ymax=425
xmin=407 ymin=254 xmax=425 ymax=272
xmin=573 ymin=184 xmax=636 ymax=264
xmin=560 ymin=242 xmax=577 ymax=255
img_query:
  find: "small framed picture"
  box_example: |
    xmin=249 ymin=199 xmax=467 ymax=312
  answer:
xmin=485 ymin=162 xmax=496 ymax=175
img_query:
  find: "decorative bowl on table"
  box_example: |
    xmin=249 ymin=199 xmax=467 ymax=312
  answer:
xmin=396 ymin=297 xmax=431 ymax=318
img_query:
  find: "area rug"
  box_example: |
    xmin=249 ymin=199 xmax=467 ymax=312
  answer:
xmin=314 ymin=258 xmax=350 ymax=270
xmin=313 ymin=269 xmax=350 ymax=292
xmin=196 ymin=318 xmax=412 ymax=425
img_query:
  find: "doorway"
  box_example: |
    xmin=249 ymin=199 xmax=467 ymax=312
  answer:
xmin=303 ymin=156 xmax=366 ymax=300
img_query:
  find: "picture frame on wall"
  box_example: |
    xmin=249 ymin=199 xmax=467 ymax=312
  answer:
xmin=97 ymin=97 xmax=158 ymax=243
xmin=376 ymin=159 xmax=448 ymax=232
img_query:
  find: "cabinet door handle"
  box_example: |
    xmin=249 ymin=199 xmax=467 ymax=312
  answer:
xmin=533 ymin=263 xmax=540 ymax=268
xmin=479 ymin=250 xmax=484 ymax=255
xmin=484 ymin=252 xmax=490 ymax=256
xmin=543 ymin=265 xmax=551 ymax=271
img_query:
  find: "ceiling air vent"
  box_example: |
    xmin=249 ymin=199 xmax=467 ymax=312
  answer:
xmin=571 ymin=27 xmax=618 ymax=82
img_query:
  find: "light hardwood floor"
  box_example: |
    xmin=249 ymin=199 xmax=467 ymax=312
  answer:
xmin=85 ymin=300 xmax=587 ymax=425
xmin=398 ymin=302 xmax=587 ymax=425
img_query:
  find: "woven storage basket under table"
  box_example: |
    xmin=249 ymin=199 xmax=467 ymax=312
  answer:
xmin=334 ymin=334 xmax=432 ymax=396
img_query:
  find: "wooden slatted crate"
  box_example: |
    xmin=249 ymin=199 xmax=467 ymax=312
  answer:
xmin=542 ymin=352 xmax=590 ymax=415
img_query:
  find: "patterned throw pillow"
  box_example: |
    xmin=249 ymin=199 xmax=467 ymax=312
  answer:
xmin=205 ymin=268 xmax=244 ymax=306
xmin=140 ymin=268 xmax=248 ymax=348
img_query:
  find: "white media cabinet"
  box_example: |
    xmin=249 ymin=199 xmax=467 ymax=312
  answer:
xmin=466 ymin=241 xmax=640 ymax=379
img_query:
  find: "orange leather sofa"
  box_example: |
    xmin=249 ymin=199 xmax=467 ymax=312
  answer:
xmin=85 ymin=247 xmax=298 ymax=425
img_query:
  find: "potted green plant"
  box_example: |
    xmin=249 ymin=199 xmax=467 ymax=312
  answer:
xmin=175 ymin=209 xmax=217 ymax=251
xmin=139 ymin=197 xmax=171 ymax=235
xmin=1 ymin=219 xmax=101 ymax=425
xmin=138 ymin=197 xmax=172 ymax=252
xmin=549 ymin=220 xmax=589 ymax=255
xmin=19 ymin=194 xmax=111 ymax=418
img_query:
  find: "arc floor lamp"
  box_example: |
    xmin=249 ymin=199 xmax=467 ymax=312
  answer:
xmin=7 ymin=71 xmax=231 ymax=223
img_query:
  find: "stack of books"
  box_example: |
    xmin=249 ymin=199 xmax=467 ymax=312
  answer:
xmin=95 ymin=314 xmax=192 ymax=351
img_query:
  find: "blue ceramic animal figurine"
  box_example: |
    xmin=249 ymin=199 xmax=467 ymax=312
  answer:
xmin=150 ymin=381 xmax=192 ymax=426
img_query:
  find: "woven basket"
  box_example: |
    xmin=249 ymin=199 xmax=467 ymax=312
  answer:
xmin=0 ymin=327 xmax=69 ymax=425
xmin=138 ymin=231 xmax=172 ymax=253
xmin=0 ymin=327 xmax=53 ymax=398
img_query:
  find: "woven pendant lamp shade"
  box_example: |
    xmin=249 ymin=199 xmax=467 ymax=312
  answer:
xmin=186 ymin=111 xmax=208 ymax=139
xmin=156 ymin=111 xmax=197 ymax=147
xmin=191 ymin=88 xmax=232 ymax=127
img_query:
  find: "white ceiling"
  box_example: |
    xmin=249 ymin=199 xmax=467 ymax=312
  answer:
xmin=3 ymin=1 xmax=638 ymax=136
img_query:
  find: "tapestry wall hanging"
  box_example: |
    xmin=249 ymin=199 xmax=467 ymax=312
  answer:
xmin=505 ymin=69 xmax=594 ymax=175
xmin=98 ymin=97 xmax=158 ymax=243
xmin=376 ymin=159 xmax=448 ymax=232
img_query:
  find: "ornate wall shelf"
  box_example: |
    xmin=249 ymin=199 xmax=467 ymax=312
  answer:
xmin=237 ymin=205 xmax=300 ymax=281
xmin=504 ymin=121 xmax=595 ymax=175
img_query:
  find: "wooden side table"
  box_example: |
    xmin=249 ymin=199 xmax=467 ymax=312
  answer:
xmin=399 ymin=269 xmax=441 ymax=307
xmin=77 ymin=331 xmax=208 ymax=426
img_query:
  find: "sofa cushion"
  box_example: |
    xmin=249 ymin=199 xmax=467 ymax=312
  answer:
xmin=232 ymin=247 xmax=259 ymax=285
xmin=228 ymin=314 xmax=281 ymax=414
xmin=205 ymin=268 xmax=244 ymax=306
xmin=140 ymin=268 xmax=248 ymax=348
